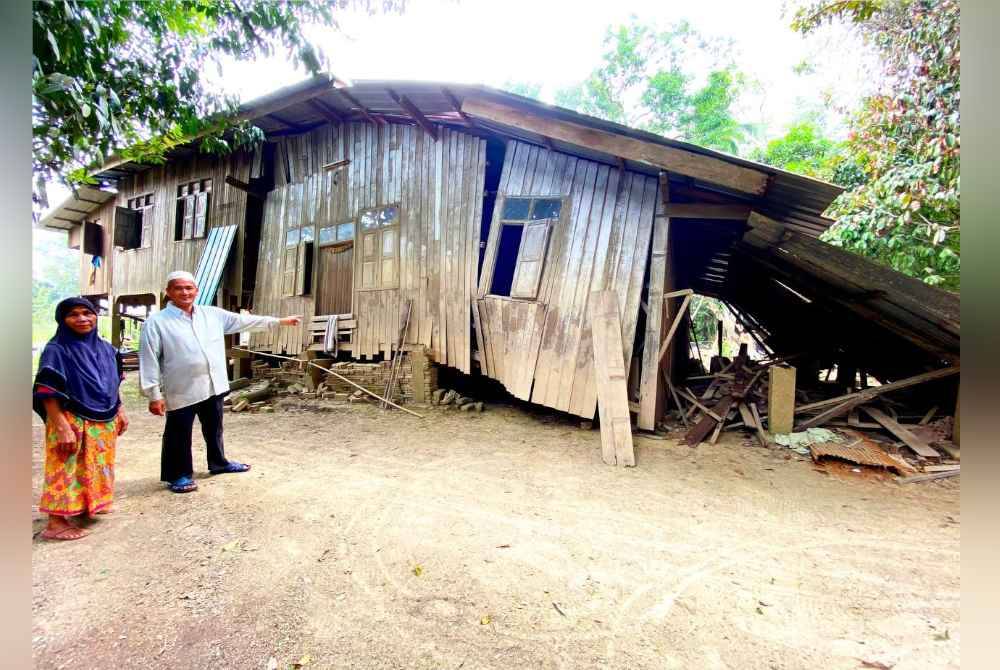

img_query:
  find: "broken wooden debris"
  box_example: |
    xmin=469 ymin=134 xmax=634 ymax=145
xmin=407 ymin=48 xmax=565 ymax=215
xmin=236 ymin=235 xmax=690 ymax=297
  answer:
xmin=896 ymin=470 xmax=960 ymax=484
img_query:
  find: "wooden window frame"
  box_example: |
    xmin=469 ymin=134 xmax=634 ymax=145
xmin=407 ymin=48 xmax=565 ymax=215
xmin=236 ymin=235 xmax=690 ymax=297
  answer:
xmin=123 ymin=193 xmax=155 ymax=251
xmin=485 ymin=195 xmax=565 ymax=301
xmin=356 ymin=204 xmax=401 ymax=292
xmin=174 ymin=178 xmax=212 ymax=242
xmin=282 ymin=222 xmax=317 ymax=297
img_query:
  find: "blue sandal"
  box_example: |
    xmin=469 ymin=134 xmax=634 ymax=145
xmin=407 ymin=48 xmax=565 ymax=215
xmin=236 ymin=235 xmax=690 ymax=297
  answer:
xmin=209 ymin=462 xmax=251 ymax=475
xmin=169 ymin=476 xmax=198 ymax=493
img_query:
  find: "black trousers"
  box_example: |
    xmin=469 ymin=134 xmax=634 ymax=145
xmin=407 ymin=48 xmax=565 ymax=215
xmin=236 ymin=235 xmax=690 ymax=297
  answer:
xmin=160 ymin=394 xmax=230 ymax=482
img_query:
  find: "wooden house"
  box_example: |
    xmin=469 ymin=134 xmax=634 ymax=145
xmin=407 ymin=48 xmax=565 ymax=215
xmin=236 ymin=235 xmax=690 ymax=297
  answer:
xmin=39 ymin=74 xmax=960 ymax=427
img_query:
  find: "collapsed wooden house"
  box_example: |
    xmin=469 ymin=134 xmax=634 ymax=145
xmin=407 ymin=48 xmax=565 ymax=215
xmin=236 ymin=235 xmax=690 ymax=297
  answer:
xmin=39 ymin=74 xmax=960 ymax=438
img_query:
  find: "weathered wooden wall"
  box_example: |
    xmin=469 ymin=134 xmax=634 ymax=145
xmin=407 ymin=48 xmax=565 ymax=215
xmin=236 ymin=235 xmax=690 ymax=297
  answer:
xmin=250 ymin=122 xmax=486 ymax=374
xmin=110 ymin=151 xmax=253 ymax=301
xmin=476 ymin=140 xmax=659 ymax=419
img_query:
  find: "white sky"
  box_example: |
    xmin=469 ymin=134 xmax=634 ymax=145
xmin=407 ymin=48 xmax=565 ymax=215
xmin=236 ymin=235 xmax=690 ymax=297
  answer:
xmin=39 ymin=0 xmax=873 ymax=228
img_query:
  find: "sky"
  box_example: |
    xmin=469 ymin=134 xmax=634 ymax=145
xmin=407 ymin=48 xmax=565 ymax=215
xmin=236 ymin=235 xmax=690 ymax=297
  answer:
xmin=38 ymin=0 xmax=873 ymax=241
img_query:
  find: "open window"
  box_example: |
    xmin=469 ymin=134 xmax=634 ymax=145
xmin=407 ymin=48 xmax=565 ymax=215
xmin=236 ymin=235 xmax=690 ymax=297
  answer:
xmin=115 ymin=193 xmax=154 ymax=250
xmin=282 ymin=223 xmax=315 ymax=296
xmin=489 ymin=196 xmax=561 ymax=298
xmin=174 ymin=178 xmax=212 ymax=240
xmin=357 ymin=205 xmax=400 ymax=290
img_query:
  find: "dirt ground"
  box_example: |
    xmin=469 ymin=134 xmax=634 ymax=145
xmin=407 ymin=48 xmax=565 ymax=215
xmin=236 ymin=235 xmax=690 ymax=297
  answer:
xmin=31 ymin=381 xmax=960 ymax=670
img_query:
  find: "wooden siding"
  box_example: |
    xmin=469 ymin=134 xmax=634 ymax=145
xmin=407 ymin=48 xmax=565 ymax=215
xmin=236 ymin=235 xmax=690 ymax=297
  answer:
xmin=477 ymin=140 xmax=658 ymax=418
xmin=110 ymin=152 xmax=254 ymax=301
xmin=250 ymin=122 xmax=486 ymax=373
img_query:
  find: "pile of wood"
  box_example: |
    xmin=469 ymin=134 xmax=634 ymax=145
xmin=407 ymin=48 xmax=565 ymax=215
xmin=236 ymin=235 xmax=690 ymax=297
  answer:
xmin=670 ymin=349 xmax=773 ymax=448
xmin=119 ymin=349 xmax=140 ymax=372
xmin=667 ymin=350 xmax=959 ymax=482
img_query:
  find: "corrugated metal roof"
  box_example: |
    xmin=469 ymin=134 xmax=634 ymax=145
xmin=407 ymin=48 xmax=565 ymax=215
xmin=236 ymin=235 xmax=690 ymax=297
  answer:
xmin=90 ymin=75 xmax=844 ymax=236
xmin=38 ymin=185 xmax=117 ymax=231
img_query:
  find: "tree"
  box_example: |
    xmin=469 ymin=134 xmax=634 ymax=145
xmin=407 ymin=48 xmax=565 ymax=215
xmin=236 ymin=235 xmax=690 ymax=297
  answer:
xmin=791 ymin=0 xmax=960 ymax=289
xmin=751 ymin=119 xmax=865 ymax=187
xmin=32 ymin=0 xmax=402 ymax=211
xmin=551 ymin=18 xmax=756 ymax=155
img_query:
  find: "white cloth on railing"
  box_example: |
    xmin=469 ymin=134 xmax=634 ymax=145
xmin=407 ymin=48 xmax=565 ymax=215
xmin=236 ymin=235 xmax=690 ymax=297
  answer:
xmin=323 ymin=315 xmax=339 ymax=354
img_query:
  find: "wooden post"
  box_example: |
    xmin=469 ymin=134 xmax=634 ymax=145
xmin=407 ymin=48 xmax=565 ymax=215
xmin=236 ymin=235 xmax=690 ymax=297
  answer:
xmin=954 ymin=384 xmax=960 ymax=447
xmin=717 ymin=319 xmax=723 ymax=357
xmin=638 ymin=174 xmax=670 ymax=431
xmin=767 ymin=364 xmax=796 ymax=434
xmin=590 ymin=290 xmax=636 ymax=467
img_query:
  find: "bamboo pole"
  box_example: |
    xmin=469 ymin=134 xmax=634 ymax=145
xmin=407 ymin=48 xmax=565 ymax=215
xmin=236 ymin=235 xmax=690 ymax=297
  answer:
xmin=232 ymin=347 xmax=425 ymax=419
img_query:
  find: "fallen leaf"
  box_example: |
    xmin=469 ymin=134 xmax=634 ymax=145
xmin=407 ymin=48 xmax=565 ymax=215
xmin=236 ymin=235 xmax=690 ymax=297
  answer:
xmin=858 ymin=660 xmax=894 ymax=669
xmin=291 ymin=653 xmax=312 ymax=668
xmin=412 ymin=565 xmax=423 ymax=577
xmin=552 ymin=602 xmax=567 ymax=617
xmin=496 ymin=544 xmax=511 ymax=549
xmin=480 ymin=615 xmax=491 ymax=625
xmin=755 ymin=606 xmax=764 ymax=615
xmin=222 ymin=540 xmax=242 ymax=552
xmin=934 ymin=629 xmax=950 ymax=641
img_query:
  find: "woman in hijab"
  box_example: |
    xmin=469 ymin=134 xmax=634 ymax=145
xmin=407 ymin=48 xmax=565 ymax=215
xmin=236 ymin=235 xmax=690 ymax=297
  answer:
xmin=33 ymin=297 xmax=128 ymax=540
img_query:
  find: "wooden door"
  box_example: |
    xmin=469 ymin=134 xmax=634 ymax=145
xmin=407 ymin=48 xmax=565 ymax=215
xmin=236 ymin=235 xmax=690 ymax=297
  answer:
xmin=316 ymin=243 xmax=354 ymax=315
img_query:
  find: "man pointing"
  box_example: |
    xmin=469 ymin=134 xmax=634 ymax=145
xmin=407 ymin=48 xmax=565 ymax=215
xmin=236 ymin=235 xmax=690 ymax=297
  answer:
xmin=139 ymin=270 xmax=301 ymax=493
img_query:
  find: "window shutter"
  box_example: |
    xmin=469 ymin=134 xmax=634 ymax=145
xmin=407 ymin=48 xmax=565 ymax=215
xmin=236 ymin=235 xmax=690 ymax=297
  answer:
xmin=380 ymin=227 xmax=398 ymax=288
xmin=194 ymin=191 xmax=209 ymax=238
xmin=183 ymin=194 xmax=195 ymax=239
xmin=140 ymin=208 xmax=153 ymax=248
xmin=282 ymin=246 xmax=298 ymax=296
xmin=113 ymin=207 xmax=140 ymax=249
xmin=295 ymin=241 xmax=313 ymax=296
xmin=360 ymin=231 xmax=378 ymax=289
xmin=510 ymin=219 xmax=552 ymax=299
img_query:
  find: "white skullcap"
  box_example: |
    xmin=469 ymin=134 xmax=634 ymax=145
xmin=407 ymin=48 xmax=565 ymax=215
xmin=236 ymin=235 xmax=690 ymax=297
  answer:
xmin=165 ymin=270 xmax=197 ymax=286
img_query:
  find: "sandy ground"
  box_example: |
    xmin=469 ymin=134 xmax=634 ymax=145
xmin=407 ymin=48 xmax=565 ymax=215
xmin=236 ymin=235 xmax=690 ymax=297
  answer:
xmin=31 ymin=383 xmax=960 ymax=670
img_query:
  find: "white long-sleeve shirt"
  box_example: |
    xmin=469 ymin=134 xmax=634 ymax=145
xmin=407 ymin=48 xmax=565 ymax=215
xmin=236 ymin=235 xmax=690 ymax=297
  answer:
xmin=139 ymin=303 xmax=280 ymax=411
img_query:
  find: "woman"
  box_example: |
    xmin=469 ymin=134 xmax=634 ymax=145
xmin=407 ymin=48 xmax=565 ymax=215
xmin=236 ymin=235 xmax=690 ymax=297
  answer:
xmin=33 ymin=297 xmax=128 ymax=540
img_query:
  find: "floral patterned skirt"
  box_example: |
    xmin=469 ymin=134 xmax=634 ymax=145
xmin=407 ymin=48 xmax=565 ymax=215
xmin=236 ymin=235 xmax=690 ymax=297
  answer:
xmin=39 ymin=411 xmax=116 ymax=517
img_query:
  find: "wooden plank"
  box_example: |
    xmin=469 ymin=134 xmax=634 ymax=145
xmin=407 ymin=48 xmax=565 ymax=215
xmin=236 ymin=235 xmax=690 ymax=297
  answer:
xmin=684 ymin=396 xmax=733 ymax=447
xmin=638 ymin=191 xmax=669 ymax=430
xmin=749 ymin=402 xmax=768 ymax=447
xmin=795 ymin=366 xmax=960 ymax=414
xmin=656 ymin=293 xmax=692 ymax=365
xmin=896 ymin=470 xmax=959 ymax=484
xmin=462 ymin=97 xmax=769 ymax=195
xmin=590 ymin=290 xmax=635 ymax=467
xmin=861 ymin=406 xmax=942 ymax=460
xmin=663 ymin=203 xmax=750 ymax=219
xmin=678 ymin=388 xmax=723 ymax=422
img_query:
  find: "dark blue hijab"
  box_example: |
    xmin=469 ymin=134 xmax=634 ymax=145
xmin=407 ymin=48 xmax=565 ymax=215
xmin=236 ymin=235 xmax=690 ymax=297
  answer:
xmin=33 ymin=297 xmax=122 ymax=422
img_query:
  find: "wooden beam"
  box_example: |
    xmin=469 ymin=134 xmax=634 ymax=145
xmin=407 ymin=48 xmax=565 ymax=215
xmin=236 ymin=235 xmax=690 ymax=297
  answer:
xmin=306 ymin=98 xmax=345 ymax=125
xmin=461 ymin=97 xmax=770 ymax=195
xmin=656 ymin=293 xmax=692 ymax=365
xmin=333 ymin=86 xmax=384 ymax=126
xmin=232 ymin=75 xmax=336 ymax=124
xmin=440 ymin=87 xmax=478 ymax=127
xmin=795 ymin=366 xmax=960 ymax=414
xmin=387 ymin=89 xmax=438 ymax=141
xmin=638 ymin=176 xmax=670 ymax=431
xmin=322 ymin=159 xmax=351 ymax=171
xmin=224 ymin=175 xmax=265 ymax=201
xmin=861 ymin=406 xmax=941 ymax=460
xmin=664 ymin=203 xmax=751 ymax=220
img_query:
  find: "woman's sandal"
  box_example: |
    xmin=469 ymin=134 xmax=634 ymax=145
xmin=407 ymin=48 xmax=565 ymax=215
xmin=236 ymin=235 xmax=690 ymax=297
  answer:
xmin=168 ymin=476 xmax=198 ymax=493
xmin=40 ymin=526 xmax=89 ymax=541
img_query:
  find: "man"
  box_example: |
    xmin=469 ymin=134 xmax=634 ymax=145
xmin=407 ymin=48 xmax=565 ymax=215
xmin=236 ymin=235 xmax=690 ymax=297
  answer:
xmin=139 ymin=270 xmax=301 ymax=493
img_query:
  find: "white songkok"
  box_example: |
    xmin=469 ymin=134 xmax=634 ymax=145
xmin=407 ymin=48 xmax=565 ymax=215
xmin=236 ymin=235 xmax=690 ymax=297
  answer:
xmin=165 ymin=270 xmax=197 ymax=287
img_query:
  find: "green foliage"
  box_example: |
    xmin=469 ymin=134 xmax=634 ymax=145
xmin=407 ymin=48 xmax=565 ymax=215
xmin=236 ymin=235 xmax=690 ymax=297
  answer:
xmin=750 ymin=120 xmax=865 ymax=187
xmin=501 ymin=81 xmax=543 ymax=101
xmin=793 ymin=0 xmax=960 ymax=290
xmin=32 ymin=0 xmax=402 ymax=210
xmin=551 ymin=18 xmax=754 ymax=154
